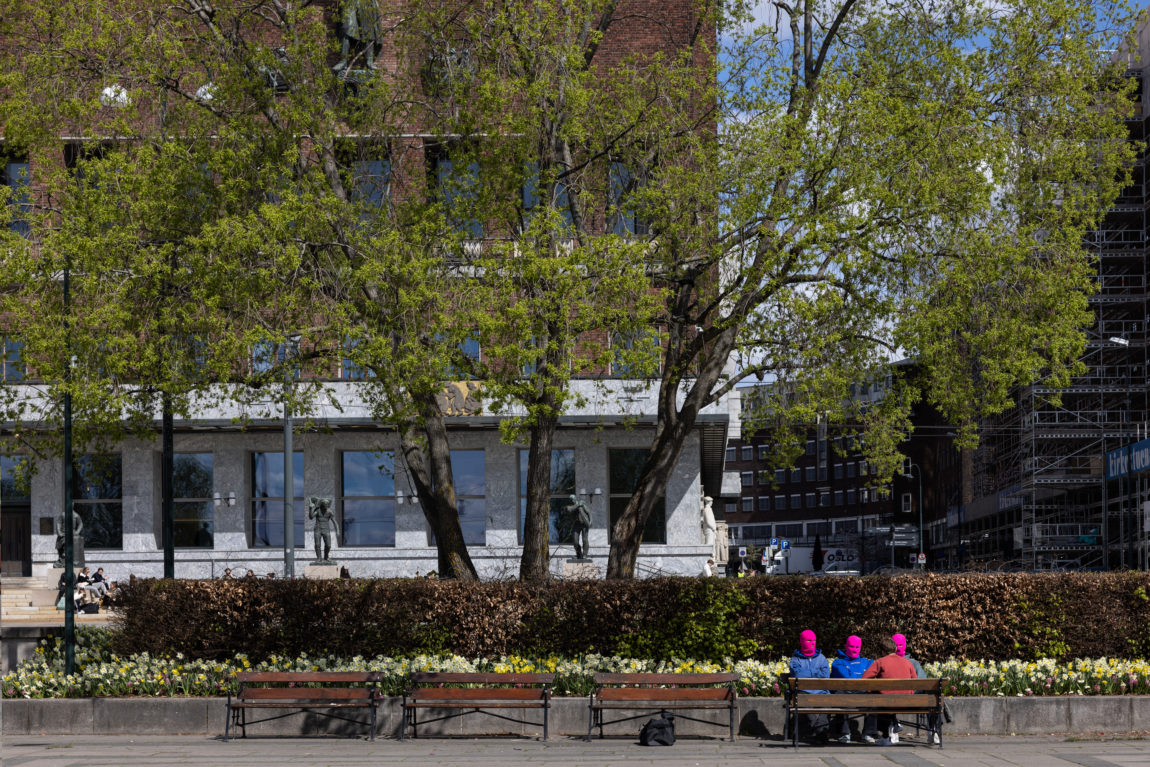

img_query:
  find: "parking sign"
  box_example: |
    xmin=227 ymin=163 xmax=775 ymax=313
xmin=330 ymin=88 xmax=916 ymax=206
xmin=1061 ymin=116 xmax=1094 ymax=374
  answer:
xmin=770 ymin=537 xmax=778 ymax=547
xmin=780 ymin=539 xmax=790 ymax=550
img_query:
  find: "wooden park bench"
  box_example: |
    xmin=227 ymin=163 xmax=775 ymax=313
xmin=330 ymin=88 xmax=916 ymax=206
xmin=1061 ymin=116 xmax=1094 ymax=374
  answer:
xmin=586 ymin=672 xmax=739 ymax=741
xmin=224 ymin=671 xmax=382 ymax=741
xmin=401 ymin=672 xmax=556 ymax=740
xmin=783 ymin=676 xmax=946 ymax=749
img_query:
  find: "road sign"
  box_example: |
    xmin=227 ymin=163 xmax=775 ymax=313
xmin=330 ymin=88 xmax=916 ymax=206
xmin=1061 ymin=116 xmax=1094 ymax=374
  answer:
xmin=761 ymin=549 xmax=769 ymax=565
xmin=770 ymin=537 xmax=779 ymax=547
xmin=780 ymin=539 xmax=791 ymax=550
xmin=738 ymin=546 xmax=747 ymax=558
xmin=917 ymin=552 xmax=926 ymax=564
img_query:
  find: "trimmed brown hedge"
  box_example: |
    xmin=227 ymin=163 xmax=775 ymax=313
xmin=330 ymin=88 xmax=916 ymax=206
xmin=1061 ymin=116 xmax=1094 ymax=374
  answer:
xmin=111 ymin=572 xmax=1150 ymax=663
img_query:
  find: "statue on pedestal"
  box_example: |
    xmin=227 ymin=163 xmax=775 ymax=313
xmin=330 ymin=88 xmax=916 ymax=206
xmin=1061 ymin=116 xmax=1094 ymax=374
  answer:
xmin=53 ymin=512 xmax=84 ymax=568
xmin=333 ymin=0 xmax=383 ymax=72
xmin=700 ymin=494 xmax=717 ymax=546
xmin=564 ymin=494 xmax=592 ymax=560
xmin=307 ymin=496 xmax=339 ymax=564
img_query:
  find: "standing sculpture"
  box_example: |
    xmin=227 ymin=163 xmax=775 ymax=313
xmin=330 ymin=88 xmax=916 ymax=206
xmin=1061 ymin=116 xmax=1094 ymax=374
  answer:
xmin=333 ymin=0 xmax=383 ymax=72
xmin=700 ymin=494 xmax=717 ymax=546
xmin=307 ymin=496 xmax=339 ymax=564
xmin=53 ymin=512 xmax=84 ymax=568
xmin=564 ymin=494 xmax=592 ymax=560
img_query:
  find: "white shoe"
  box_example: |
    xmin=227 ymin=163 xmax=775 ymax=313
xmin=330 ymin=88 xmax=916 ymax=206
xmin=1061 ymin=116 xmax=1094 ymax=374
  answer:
xmin=837 ymin=735 xmax=851 ymax=744
xmin=889 ymin=732 xmax=899 ymax=744
xmin=863 ymin=735 xmax=876 ymax=744
xmin=931 ymin=732 xmax=941 ymax=745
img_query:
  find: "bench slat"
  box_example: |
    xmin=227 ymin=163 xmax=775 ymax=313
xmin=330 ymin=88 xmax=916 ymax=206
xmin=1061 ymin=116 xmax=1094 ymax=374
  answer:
xmin=409 ymin=672 xmax=555 ymax=685
xmin=239 ymin=687 xmax=374 ymax=701
xmin=406 ymin=702 xmax=549 ymax=709
xmin=237 ymin=672 xmax=382 ymax=684
xmin=592 ymin=673 xmax=737 ymax=686
xmin=409 ymin=688 xmax=546 ymax=701
xmin=789 ymin=677 xmax=942 ymax=692
xmin=596 ymin=688 xmax=731 ymax=702
xmin=794 ymin=693 xmax=939 ymax=710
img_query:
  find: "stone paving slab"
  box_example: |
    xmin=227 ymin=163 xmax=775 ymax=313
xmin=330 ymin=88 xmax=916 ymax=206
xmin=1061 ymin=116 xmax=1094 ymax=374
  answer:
xmin=2 ymin=734 xmax=1149 ymax=767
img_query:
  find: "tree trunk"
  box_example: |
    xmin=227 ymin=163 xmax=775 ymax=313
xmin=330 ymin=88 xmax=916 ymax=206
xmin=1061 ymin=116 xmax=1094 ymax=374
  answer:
xmin=398 ymin=392 xmax=479 ymax=581
xmin=606 ymin=312 xmax=737 ymax=579
xmin=606 ymin=417 xmax=693 ymax=578
xmin=519 ymin=416 xmax=556 ymax=581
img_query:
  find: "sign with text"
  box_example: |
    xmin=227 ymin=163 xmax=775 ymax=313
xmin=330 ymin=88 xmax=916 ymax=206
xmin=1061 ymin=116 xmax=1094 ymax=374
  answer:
xmin=1106 ymin=438 xmax=1150 ymax=479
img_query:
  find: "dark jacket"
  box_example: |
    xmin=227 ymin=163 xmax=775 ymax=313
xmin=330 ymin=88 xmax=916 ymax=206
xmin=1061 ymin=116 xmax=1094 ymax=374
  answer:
xmin=830 ymin=649 xmax=873 ymax=679
xmin=789 ymin=648 xmax=830 ymax=693
xmin=906 ymin=655 xmax=927 ymax=679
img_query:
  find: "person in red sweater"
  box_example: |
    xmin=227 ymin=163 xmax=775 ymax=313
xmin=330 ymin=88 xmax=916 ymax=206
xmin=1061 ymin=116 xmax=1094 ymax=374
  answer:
xmin=860 ymin=637 xmax=917 ymax=743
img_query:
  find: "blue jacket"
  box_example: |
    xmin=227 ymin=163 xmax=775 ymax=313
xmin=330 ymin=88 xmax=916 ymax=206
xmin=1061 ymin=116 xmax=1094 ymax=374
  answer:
xmin=789 ymin=649 xmax=830 ymax=693
xmin=830 ymin=649 xmax=873 ymax=679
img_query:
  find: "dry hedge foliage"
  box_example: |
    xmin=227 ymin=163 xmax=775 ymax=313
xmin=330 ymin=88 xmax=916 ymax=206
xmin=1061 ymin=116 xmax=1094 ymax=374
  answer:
xmin=112 ymin=572 xmax=1150 ymax=662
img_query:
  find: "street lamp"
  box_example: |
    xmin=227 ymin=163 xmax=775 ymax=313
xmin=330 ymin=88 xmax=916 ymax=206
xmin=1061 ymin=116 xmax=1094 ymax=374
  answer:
xmin=282 ymin=334 xmax=301 ymax=578
xmin=902 ymin=459 xmax=924 ymax=569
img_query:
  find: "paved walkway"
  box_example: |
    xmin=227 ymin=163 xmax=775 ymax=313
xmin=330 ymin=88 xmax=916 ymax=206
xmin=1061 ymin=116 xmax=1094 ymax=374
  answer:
xmin=4 ymin=734 xmax=1150 ymax=767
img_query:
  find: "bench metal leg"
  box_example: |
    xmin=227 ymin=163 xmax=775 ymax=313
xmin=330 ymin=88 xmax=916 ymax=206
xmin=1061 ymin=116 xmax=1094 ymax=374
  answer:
xmin=586 ymin=696 xmax=594 ymax=742
xmin=544 ymin=703 xmax=549 ymax=741
xmin=400 ymin=695 xmax=408 ymax=741
xmin=729 ymin=699 xmax=736 ymax=741
xmin=224 ymin=701 xmax=231 ymax=742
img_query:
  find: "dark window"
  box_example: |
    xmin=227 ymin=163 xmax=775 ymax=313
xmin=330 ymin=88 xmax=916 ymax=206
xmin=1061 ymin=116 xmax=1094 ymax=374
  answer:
xmin=1 ymin=455 xmax=30 ymax=502
xmin=741 ymin=497 xmax=753 ymax=512
xmin=775 ymin=494 xmax=786 ymax=510
xmin=341 ymin=451 xmax=396 ymax=546
xmin=73 ymin=455 xmax=122 ymax=549
xmin=805 ymin=440 xmax=815 ymax=456
xmin=835 ymin=519 xmax=859 ymax=534
xmin=775 ymin=468 xmax=786 ymax=484
xmin=847 ymin=461 xmax=856 ymax=478
xmin=741 ymin=446 xmax=753 ymax=461
xmin=522 ymin=164 xmax=573 ymax=233
xmin=725 ymin=446 xmax=737 ymax=463
xmin=834 ymin=490 xmax=844 ymax=506
xmin=847 ymin=488 xmax=857 ymax=505
xmin=808 ymin=521 xmax=830 ymax=537
xmin=451 ymin=450 xmax=486 ymax=545
xmin=758 ymin=495 xmax=770 ymax=511
xmin=791 ymin=468 xmax=801 ymax=483
xmin=609 ymin=448 xmax=664 ymax=543
xmin=834 ymin=463 xmax=844 ymax=480
xmin=805 ymin=492 xmax=815 ymax=508
xmin=776 ymin=523 xmax=802 ymax=538
xmin=2 ymin=337 xmax=24 ymax=382
xmin=341 ymin=338 xmax=371 ymax=380
xmin=790 ymin=493 xmax=801 ymax=509
xmin=518 ymin=448 xmax=576 ymax=543
xmin=608 ymin=162 xmax=649 ymax=236
xmin=251 ymin=451 xmax=305 ymax=547
xmin=2 ymin=154 xmax=31 ymax=237
xmin=173 ymin=453 xmax=213 ymax=548
xmin=758 ymin=446 xmax=770 ymax=460
xmin=432 ymin=150 xmax=482 ymax=238
xmin=610 ymin=329 xmax=658 ymax=378
xmin=805 ymin=466 xmax=815 ymax=482
xmin=741 ymin=471 xmax=753 ymax=486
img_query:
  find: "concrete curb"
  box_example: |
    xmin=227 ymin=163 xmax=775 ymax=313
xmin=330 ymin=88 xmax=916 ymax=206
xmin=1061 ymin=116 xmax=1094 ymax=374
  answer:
xmin=4 ymin=695 xmax=1150 ymax=738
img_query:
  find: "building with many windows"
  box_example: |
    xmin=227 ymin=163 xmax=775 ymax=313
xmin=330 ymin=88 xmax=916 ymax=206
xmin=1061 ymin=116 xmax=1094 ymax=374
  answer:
xmin=0 ymin=0 xmax=733 ymax=580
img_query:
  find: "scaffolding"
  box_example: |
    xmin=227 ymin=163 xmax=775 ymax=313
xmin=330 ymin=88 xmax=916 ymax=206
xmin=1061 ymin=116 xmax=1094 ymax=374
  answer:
xmin=963 ymin=70 xmax=1147 ymax=569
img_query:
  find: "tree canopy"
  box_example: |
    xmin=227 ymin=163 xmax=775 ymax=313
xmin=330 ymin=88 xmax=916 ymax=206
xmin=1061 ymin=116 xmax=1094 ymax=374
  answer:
xmin=0 ymin=0 xmax=1138 ymax=579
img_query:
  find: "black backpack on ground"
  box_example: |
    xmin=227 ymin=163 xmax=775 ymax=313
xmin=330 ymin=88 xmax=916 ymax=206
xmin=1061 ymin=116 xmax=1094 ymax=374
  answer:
xmin=639 ymin=712 xmax=675 ymax=746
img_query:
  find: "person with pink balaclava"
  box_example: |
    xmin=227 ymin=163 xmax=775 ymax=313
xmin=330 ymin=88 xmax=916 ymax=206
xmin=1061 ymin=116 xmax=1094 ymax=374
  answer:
xmin=893 ymin=632 xmax=942 ymax=744
xmin=829 ymin=635 xmax=871 ymax=742
xmin=788 ymin=629 xmax=830 ymax=741
xmin=861 ymin=636 xmax=918 ymax=743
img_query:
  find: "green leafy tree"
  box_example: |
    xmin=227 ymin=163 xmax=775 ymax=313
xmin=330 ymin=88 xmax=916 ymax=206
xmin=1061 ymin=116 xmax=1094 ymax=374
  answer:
xmin=601 ymin=0 xmax=1137 ymax=577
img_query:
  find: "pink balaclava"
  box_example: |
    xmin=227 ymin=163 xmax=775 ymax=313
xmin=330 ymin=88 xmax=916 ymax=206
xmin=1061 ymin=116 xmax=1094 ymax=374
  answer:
xmin=891 ymin=633 xmax=907 ymax=657
xmin=799 ymin=630 xmax=817 ymax=657
xmin=844 ymin=635 xmax=862 ymax=660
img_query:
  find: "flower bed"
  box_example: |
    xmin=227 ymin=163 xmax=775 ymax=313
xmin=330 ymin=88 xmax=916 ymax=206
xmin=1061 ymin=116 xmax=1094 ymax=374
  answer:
xmin=5 ymin=628 xmax=1150 ymax=700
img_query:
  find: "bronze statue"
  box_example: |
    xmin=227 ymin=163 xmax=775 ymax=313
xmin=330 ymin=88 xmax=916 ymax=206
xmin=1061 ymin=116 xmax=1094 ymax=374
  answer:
xmin=53 ymin=512 xmax=85 ymax=568
xmin=307 ymin=496 xmax=339 ymax=563
xmin=334 ymin=0 xmax=383 ymax=72
xmin=564 ymin=494 xmax=592 ymax=560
